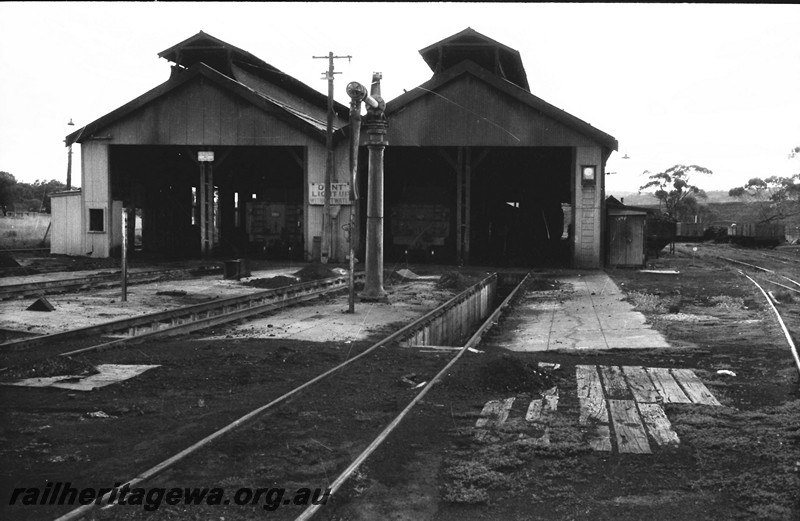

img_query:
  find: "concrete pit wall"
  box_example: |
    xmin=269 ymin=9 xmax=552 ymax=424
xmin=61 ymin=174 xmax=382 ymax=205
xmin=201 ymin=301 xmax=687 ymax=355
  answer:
xmin=400 ymin=274 xmax=497 ymax=347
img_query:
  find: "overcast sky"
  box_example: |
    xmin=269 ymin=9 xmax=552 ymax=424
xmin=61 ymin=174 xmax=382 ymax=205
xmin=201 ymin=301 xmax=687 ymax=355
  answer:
xmin=1 ymin=2 xmax=798 ymax=195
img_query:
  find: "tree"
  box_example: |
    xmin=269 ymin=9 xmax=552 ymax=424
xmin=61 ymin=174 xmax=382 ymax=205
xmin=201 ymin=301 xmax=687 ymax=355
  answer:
xmin=638 ymin=164 xmax=713 ymax=221
xmin=0 ymin=171 xmax=17 ymax=216
xmin=729 ymin=175 xmax=800 ymax=223
xmin=0 ymin=174 xmax=68 ymax=214
xmin=728 ymin=145 xmax=800 ymax=223
xmin=29 ymin=179 xmax=68 ymax=213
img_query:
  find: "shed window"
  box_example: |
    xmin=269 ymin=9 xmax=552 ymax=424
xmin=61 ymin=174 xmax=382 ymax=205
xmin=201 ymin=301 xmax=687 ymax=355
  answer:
xmin=88 ymin=208 xmax=105 ymax=232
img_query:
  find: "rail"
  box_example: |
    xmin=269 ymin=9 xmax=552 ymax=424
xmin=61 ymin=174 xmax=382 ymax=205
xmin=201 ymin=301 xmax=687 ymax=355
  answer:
xmin=53 ymin=272 xmax=526 ymax=521
xmin=2 ymin=274 xmax=358 ymax=352
xmin=294 ymin=272 xmax=530 ymax=521
xmin=0 ymin=266 xmax=221 ymax=301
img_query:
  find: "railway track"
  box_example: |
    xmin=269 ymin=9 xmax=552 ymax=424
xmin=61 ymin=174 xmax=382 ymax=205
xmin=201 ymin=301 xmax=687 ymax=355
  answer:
xmin=4 ymin=259 xmax=799 ymax=520
xmin=0 ymin=274 xmax=365 ymax=371
xmin=2 ymin=272 xmax=527 ymax=521
xmin=710 ymin=252 xmax=800 ymax=377
xmin=0 ymin=265 xmax=222 ymax=301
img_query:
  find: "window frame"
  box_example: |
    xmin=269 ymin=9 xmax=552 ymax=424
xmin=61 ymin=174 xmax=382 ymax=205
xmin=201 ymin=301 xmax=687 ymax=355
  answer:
xmin=88 ymin=208 xmax=106 ymax=233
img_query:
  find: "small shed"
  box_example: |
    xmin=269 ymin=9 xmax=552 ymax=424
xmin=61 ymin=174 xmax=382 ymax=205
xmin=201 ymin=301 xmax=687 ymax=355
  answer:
xmin=606 ymin=197 xmax=647 ymax=268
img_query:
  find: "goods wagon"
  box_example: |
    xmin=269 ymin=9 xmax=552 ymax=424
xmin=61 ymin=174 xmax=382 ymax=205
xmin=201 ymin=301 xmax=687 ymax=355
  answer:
xmin=675 ymin=222 xmax=705 ymax=241
xmin=727 ymin=222 xmax=785 ymax=247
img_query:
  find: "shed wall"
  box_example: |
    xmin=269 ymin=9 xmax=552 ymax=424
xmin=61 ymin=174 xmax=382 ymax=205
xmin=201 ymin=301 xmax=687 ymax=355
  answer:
xmin=98 ymin=78 xmax=324 ymax=147
xmin=574 ymin=146 xmax=604 ymax=268
xmin=388 ymin=75 xmax=598 ymax=147
xmin=50 ymin=192 xmax=83 ymax=256
xmin=82 ymin=142 xmax=111 ymax=257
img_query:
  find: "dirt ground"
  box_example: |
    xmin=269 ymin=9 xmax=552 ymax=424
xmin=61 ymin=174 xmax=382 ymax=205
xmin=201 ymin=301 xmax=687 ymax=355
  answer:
xmin=325 ymin=249 xmax=800 ymax=521
xmin=1 ymin=249 xmax=799 ymax=521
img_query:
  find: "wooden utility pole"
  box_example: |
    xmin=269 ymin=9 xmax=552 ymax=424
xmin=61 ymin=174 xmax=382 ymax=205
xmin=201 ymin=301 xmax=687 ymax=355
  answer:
xmin=313 ymin=52 xmax=351 ymax=263
xmin=121 ymin=208 xmax=128 ymax=302
xmin=66 ymin=118 xmax=74 ymax=190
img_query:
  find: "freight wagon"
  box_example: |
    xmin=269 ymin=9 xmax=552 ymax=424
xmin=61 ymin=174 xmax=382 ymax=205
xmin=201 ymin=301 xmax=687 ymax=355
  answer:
xmin=727 ymin=222 xmax=785 ymax=247
xmin=675 ymin=222 xmax=705 ymax=241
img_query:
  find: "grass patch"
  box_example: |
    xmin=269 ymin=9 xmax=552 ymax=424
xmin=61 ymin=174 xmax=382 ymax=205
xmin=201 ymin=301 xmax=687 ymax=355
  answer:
xmin=627 ymin=291 xmax=670 ymax=313
xmin=710 ymin=295 xmax=746 ymax=309
xmin=671 ymin=400 xmax=800 ymax=519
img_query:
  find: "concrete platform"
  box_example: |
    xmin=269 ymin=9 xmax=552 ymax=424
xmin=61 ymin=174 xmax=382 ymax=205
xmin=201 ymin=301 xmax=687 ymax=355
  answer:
xmin=498 ymin=271 xmax=670 ymax=351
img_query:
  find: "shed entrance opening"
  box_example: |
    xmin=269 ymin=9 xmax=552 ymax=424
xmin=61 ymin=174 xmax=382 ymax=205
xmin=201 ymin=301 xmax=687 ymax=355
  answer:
xmin=380 ymin=146 xmax=573 ymax=267
xmin=110 ymin=145 xmax=304 ymax=259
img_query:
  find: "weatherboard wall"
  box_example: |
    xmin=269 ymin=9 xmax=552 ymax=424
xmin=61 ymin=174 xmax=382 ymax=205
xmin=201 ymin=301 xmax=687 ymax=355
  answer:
xmin=97 ymin=78 xmax=324 ymax=147
xmin=81 ymin=142 xmax=111 ymax=258
xmin=387 ymin=74 xmax=599 ymax=147
xmin=574 ymin=146 xmax=604 ymax=268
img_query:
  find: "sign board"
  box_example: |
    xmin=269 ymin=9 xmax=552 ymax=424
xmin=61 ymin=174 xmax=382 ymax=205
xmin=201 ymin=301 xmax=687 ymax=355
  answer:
xmin=198 ymin=151 xmax=214 ymax=162
xmin=309 ymin=182 xmax=351 ymax=205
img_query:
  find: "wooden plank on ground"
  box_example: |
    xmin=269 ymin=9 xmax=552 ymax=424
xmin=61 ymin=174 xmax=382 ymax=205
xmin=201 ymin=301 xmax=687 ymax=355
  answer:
xmin=622 ymin=365 xmax=661 ymax=403
xmin=576 ymin=365 xmax=609 ymax=424
xmin=608 ymin=399 xmax=652 ymax=454
xmin=646 ymin=367 xmax=692 ymax=404
xmin=523 ymin=398 xmax=550 ymax=446
xmin=638 ymin=403 xmax=680 ymax=447
xmin=669 ymin=369 xmax=722 ymax=406
xmin=589 ymin=424 xmax=612 ymax=452
xmin=475 ymin=397 xmax=515 ymax=428
xmin=542 ymin=386 xmax=559 ymax=411
xmin=525 ymin=399 xmax=543 ymax=422
xmin=599 ymin=365 xmax=630 ymax=399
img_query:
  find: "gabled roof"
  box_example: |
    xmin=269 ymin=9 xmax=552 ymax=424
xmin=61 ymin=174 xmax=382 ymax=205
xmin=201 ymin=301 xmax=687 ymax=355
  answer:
xmin=386 ymin=59 xmax=618 ymax=151
xmin=419 ymin=27 xmax=530 ymax=91
xmin=65 ymin=62 xmax=333 ymax=146
xmin=159 ymin=31 xmax=348 ymax=119
xmin=606 ymin=196 xmax=659 ymax=215
xmin=159 ymin=30 xmax=264 ymax=75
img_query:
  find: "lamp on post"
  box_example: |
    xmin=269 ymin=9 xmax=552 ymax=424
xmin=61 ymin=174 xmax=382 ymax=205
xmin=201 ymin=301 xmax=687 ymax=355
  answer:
xmin=66 ymin=118 xmax=75 ymax=190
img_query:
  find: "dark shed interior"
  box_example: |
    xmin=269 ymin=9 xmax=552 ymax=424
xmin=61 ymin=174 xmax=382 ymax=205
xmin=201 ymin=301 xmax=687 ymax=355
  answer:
xmin=370 ymin=146 xmax=573 ymax=266
xmin=110 ymin=145 xmax=304 ymax=259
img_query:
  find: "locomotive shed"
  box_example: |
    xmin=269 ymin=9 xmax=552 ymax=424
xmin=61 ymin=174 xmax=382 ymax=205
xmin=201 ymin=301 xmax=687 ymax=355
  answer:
xmin=56 ymin=28 xmax=616 ymax=269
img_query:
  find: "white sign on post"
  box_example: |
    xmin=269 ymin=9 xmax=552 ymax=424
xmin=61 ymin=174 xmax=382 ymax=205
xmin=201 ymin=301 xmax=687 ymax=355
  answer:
xmin=198 ymin=151 xmax=214 ymax=162
xmin=309 ymin=182 xmax=351 ymax=205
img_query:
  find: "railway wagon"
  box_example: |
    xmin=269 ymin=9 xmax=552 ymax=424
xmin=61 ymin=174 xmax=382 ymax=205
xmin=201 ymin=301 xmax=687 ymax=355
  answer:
xmin=390 ymin=203 xmax=450 ymax=261
xmin=646 ymin=216 xmax=676 ymax=257
xmin=727 ymin=222 xmax=785 ymax=247
xmin=675 ymin=222 xmax=705 ymax=241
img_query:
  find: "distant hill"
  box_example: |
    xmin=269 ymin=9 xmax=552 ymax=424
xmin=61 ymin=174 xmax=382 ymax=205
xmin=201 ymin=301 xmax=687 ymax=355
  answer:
xmin=606 ymin=191 xmax=800 ymax=236
xmin=608 ymin=190 xmax=745 ymax=206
